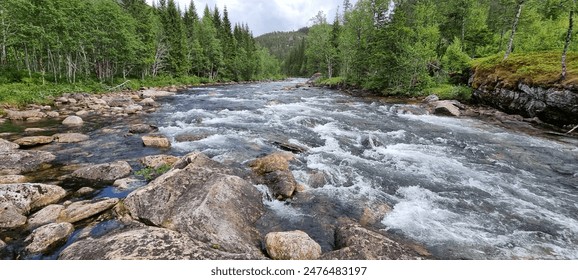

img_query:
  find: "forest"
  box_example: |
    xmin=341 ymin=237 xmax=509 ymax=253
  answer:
xmin=283 ymin=0 xmax=578 ymax=98
xmin=0 ymin=0 xmax=281 ymax=104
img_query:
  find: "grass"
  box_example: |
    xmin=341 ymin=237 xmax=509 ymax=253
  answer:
xmin=135 ymin=164 xmax=172 ymax=181
xmin=424 ymin=84 xmax=473 ymax=101
xmin=470 ymin=51 xmax=578 ymax=89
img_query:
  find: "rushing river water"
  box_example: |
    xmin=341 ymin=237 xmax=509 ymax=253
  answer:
xmin=145 ymin=79 xmax=578 ymax=260
xmin=3 ymin=79 xmax=577 ymax=260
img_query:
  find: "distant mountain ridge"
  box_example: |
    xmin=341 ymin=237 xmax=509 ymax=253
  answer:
xmin=256 ymin=28 xmax=309 ymax=60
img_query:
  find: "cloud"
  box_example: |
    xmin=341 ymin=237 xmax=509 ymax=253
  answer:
xmin=147 ymin=0 xmax=356 ymax=36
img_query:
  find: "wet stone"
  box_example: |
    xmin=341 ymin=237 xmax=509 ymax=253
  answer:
xmin=24 ymin=222 xmax=74 ymax=255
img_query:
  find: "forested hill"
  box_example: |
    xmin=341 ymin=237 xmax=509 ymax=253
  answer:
xmin=284 ymin=0 xmax=578 ymax=97
xmin=0 ymin=0 xmax=282 ymax=105
xmin=255 ymin=28 xmax=309 ymax=60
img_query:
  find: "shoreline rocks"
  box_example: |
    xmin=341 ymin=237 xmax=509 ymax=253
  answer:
xmin=70 ymin=161 xmax=132 ymax=184
xmin=265 ymin=230 xmax=322 ymax=260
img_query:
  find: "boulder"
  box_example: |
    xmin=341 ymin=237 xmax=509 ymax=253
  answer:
xmin=0 ymin=139 xmax=19 ymax=151
xmin=5 ymin=110 xmax=47 ymax=121
xmin=0 ymin=202 xmax=27 ymax=229
xmin=308 ymin=171 xmax=327 ymax=189
xmin=62 ymin=116 xmax=84 ymax=126
xmin=249 ymin=152 xmax=299 ymax=199
xmin=59 ymin=227 xmax=262 ymax=260
xmin=359 ymin=204 xmax=392 ymax=227
xmin=129 ymin=124 xmax=158 ymax=134
xmin=124 ymin=105 xmax=143 ymax=114
xmin=58 ymin=198 xmax=119 ymax=223
xmin=264 ymin=230 xmax=322 ymax=260
xmin=13 ymin=136 xmax=54 ymax=147
xmin=0 ymin=184 xmax=66 ymax=215
xmin=24 ymin=222 xmax=74 ymax=255
xmin=124 ymin=152 xmax=265 ymax=257
xmin=423 ymin=94 xmax=440 ymax=103
xmin=139 ymin=98 xmax=157 ymax=106
xmin=28 ymin=204 xmax=65 ymax=230
xmin=0 ymin=175 xmax=28 ymax=184
xmin=320 ymin=222 xmax=429 ymax=260
xmin=432 ymin=100 xmax=461 ymax=117
xmin=139 ymin=89 xmax=175 ymax=99
xmin=142 ymin=135 xmax=171 ymax=148
xmin=0 ymin=150 xmax=55 ymax=175
xmin=53 ymin=133 xmax=90 ymax=143
xmin=70 ymin=161 xmax=132 ymax=183
xmin=139 ymin=155 xmax=179 ymax=169
xmin=46 ymin=111 xmax=60 ymax=118
xmin=103 ymin=96 xmax=133 ymax=107
xmin=76 ymin=187 xmax=96 ymax=196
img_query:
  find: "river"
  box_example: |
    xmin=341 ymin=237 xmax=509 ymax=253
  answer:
xmin=4 ymin=79 xmax=578 ymax=260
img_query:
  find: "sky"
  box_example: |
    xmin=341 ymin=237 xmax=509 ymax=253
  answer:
xmin=146 ymin=0 xmax=358 ymax=36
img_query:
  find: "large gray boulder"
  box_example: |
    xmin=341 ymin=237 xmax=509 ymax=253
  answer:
xmin=24 ymin=222 xmax=74 ymax=255
xmin=0 ymin=150 xmax=55 ymax=175
xmin=71 ymin=161 xmax=132 ymax=183
xmin=0 ymin=184 xmax=66 ymax=229
xmin=124 ymin=152 xmax=265 ymax=257
xmin=320 ymin=222 xmax=430 ymax=260
xmin=59 ymin=227 xmax=261 ymax=260
xmin=265 ymin=230 xmax=322 ymax=260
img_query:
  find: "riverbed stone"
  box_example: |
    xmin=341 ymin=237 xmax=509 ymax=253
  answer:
xmin=265 ymin=230 xmax=322 ymax=260
xmin=432 ymin=101 xmax=461 ymax=117
xmin=70 ymin=161 xmax=132 ymax=183
xmin=14 ymin=136 xmax=54 ymax=147
xmin=139 ymin=98 xmax=157 ymax=106
xmin=58 ymin=198 xmax=119 ymax=224
xmin=0 ymin=184 xmax=66 ymax=215
xmin=0 ymin=139 xmax=19 ymax=151
xmin=0 ymin=202 xmax=28 ymax=229
xmin=24 ymin=222 xmax=74 ymax=255
xmin=174 ymin=133 xmax=211 ymax=142
xmin=5 ymin=110 xmax=47 ymax=121
xmin=124 ymin=105 xmax=143 ymax=114
xmin=320 ymin=222 xmax=428 ymax=260
xmin=142 ymin=135 xmax=171 ymax=148
xmin=139 ymin=89 xmax=175 ymax=98
xmin=62 ymin=116 xmax=84 ymax=126
xmin=53 ymin=133 xmax=89 ymax=143
xmin=76 ymin=187 xmax=96 ymax=196
xmin=139 ymin=155 xmax=179 ymax=169
xmin=28 ymin=204 xmax=65 ymax=230
xmin=129 ymin=124 xmax=158 ymax=134
xmin=249 ymin=152 xmax=299 ymax=199
xmin=0 ymin=150 xmax=55 ymax=175
xmin=103 ymin=96 xmax=133 ymax=107
xmin=0 ymin=175 xmax=28 ymax=184
xmin=59 ymin=226 xmax=262 ymax=260
xmin=124 ymin=152 xmax=265 ymax=257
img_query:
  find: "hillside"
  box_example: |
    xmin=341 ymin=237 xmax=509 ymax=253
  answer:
xmin=255 ymin=28 xmax=309 ymax=60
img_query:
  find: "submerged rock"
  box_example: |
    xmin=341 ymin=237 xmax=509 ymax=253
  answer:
xmin=265 ymin=230 xmax=322 ymax=260
xmin=125 ymin=152 xmax=265 ymax=257
xmin=24 ymin=222 xmax=74 ymax=255
xmin=70 ymin=161 xmax=132 ymax=184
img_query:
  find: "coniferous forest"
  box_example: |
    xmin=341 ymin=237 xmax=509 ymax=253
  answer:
xmin=0 ymin=0 xmax=281 ymax=104
xmin=281 ymin=0 xmax=578 ymax=97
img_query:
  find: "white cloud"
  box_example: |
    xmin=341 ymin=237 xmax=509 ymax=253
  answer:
xmin=146 ymin=0 xmax=356 ymax=36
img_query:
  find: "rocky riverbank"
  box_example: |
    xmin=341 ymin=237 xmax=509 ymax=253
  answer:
xmin=0 ymin=85 xmax=432 ymax=260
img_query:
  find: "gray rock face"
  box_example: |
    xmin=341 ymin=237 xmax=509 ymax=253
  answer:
xmin=62 ymin=116 xmax=84 ymax=126
xmin=473 ymin=83 xmax=578 ymax=126
xmin=53 ymin=133 xmax=89 ymax=143
xmin=0 ymin=150 xmax=55 ymax=175
xmin=125 ymin=152 xmax=265 ymax=257
xmin=28 ymin=204 xmax=65 ymax=230
xmin=24 ymin=222 xmax=74 ymax=254
xmin=0 ymin=184 xmax=66 ymax=229
xmin=320 ymin=222 xmax=429 ymax=260
xmin=58 ymin=198 xmax=119 ymax=223
xmin=71 ymin=161 xmax=132 ymax=183
xmin=265 ymin=230 xmax=322 ymax=260
xmin=0 ymin=139 xmax=19 ymax=151
xmin=13 ymin=136 xmax=54 ymax=147
xmin=59 ymin=227 xmax=262 ymax=260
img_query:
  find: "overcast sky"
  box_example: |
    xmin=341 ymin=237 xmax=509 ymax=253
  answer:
xmin=146 ymin=0 xmax=357 ymax=36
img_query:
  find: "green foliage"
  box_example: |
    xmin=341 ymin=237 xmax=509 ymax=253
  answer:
xmin=135 ymin=164 xmax=172 ymax=181
xmin=425 ymin=84 xmax=473 ymax=101
xmin=317 ymin=76 xmax=345 ymax=87
xmin=442 ymin=37 xmax=472 ymax=74
xmin=255 ymin=29 xmax=309 ymax=60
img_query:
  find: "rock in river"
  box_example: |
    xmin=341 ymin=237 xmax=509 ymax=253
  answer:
xmin=24 ymin=222 xmax=74 ymax=255
xmin=13 ymin=136 xmax=54 ymax=147
xmin=58 ymin=198 xmax=119 ymax=223
xmin=142 ymin=135 xmax=171 ymax=148
xmin=0 ymin=184 xmax=66 ymax=229
xmin=28 ymin=204 xmax=65 ymax=230
xmin=53 ymin=133 xmax=89 ymax=143
xmin=0 ymin=139 xmax=19 ymax=151
xmin=62 ymin=116 xmax=84 ymax=126
xmin=265 ymin=230 xmax=322 ymax=260
xmin=0 ymin=150 xmax=55 ymax=175
xmin=70 ymin=161 xmax=132 ymax=184
xmin=249 ymin=152 xmax=300 ymax=199
xmin=124 ymin=152 xmax=265 ymax=257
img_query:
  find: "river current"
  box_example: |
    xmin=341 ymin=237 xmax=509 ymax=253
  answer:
xmin=144 ymin=79 xmax=578 ymax=260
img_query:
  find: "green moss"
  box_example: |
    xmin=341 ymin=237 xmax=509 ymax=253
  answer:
xmin=470 ymin=51 xmax=578 ymax=89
